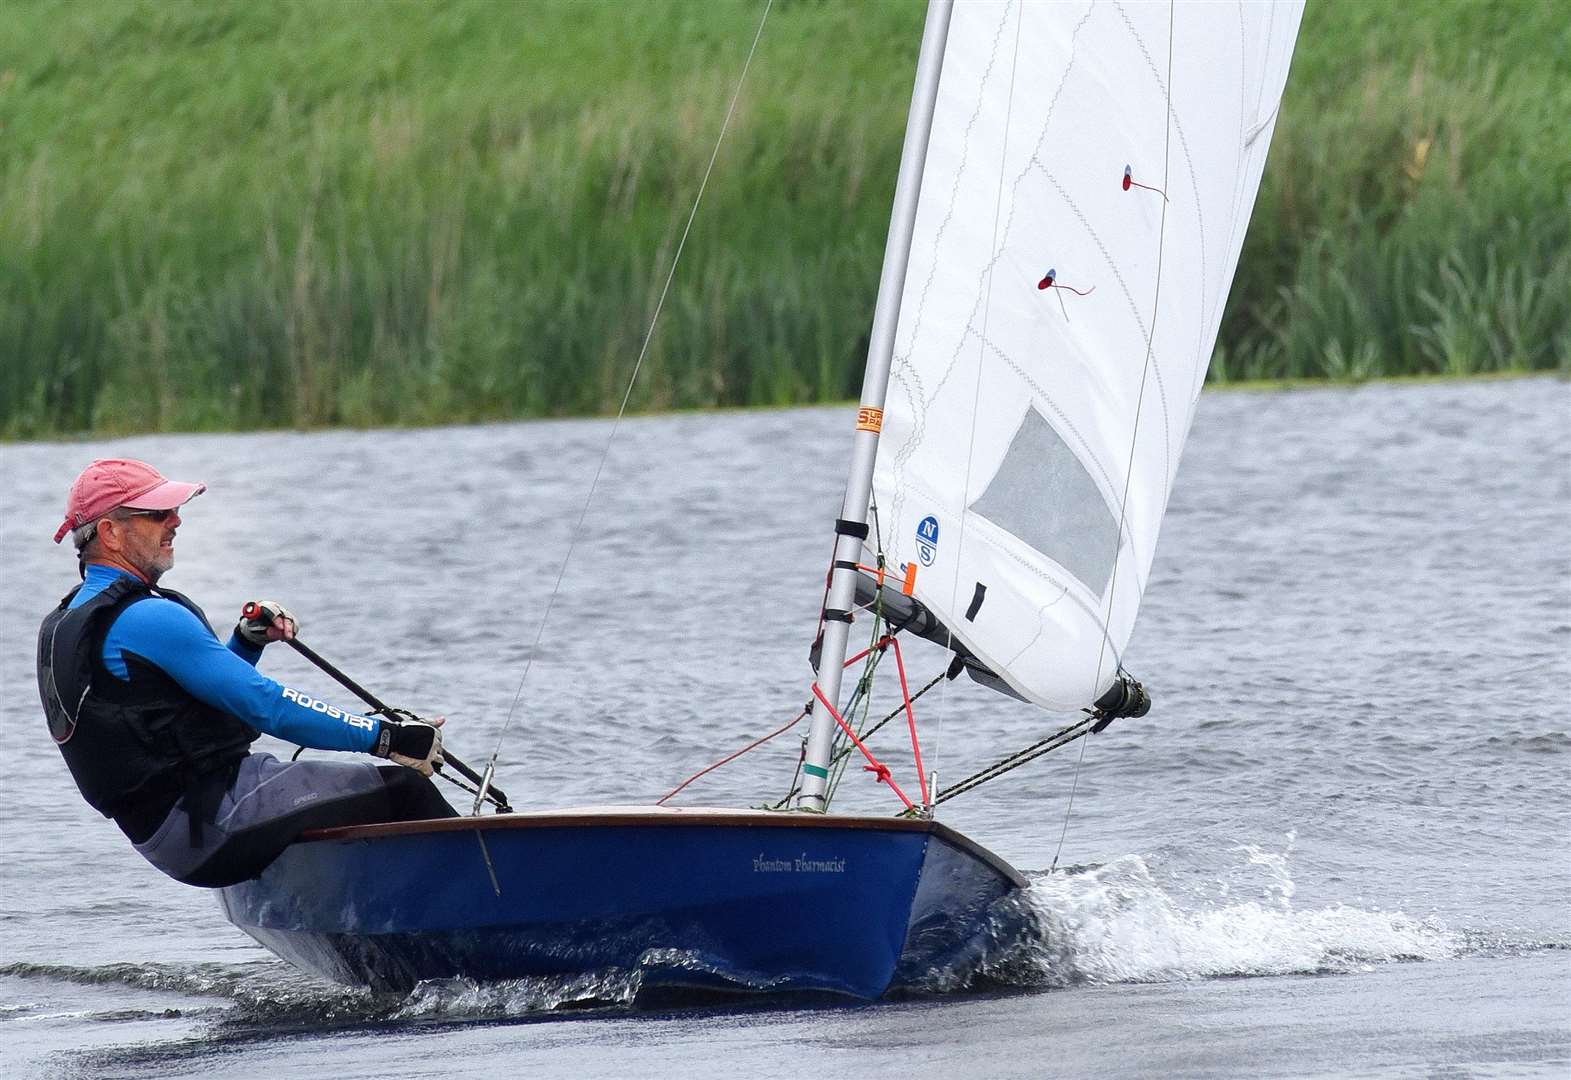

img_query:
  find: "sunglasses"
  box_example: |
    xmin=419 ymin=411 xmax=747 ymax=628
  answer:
xmin=77 ymin=506 xmax=177 ymax=547
xmin=115 ymin=508 xmax=177 ymax=524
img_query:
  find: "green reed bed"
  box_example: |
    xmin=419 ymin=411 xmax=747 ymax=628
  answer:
xmin=1 ymin=0 xmax=1566 ymax=438
xmin=1217 ymin=0 xmax=1571 ymax=382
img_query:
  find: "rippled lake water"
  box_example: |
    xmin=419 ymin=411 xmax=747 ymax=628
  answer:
xmin=2 ymin=377 xmax=1568 ymax=1078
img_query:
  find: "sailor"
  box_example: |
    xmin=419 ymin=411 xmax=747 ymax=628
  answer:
xmin=36 ymin=458 xmax=458 ymax=889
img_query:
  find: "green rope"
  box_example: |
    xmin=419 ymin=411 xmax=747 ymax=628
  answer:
xmin=796 ymin=665 xmax=947 ymax=812
xmin=823 ymin=542 xmax=889 ymax=809
xmin=823 ymin=629 xmax=884 ymax=807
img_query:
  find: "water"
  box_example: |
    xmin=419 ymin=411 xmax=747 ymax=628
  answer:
xmin=2 ymin=377 xmax=1567 ymax=1078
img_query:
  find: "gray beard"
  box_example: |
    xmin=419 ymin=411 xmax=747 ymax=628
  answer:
xmin=143 ymin=551 xmax=173 ymax=584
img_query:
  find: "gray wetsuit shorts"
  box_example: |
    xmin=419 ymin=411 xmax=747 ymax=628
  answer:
xmin=133 ymin=753 xmax=392 ymax=888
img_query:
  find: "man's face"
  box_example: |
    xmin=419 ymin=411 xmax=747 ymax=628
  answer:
xmin=104 ymin=508 xmax=182 ymax=583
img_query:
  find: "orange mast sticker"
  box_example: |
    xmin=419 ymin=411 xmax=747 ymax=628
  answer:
xmin=856 ymin=407 xmax=883 ymax=433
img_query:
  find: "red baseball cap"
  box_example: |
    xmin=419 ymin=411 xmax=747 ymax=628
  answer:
xmin=54 ymin=459 xmax=206 ymax=544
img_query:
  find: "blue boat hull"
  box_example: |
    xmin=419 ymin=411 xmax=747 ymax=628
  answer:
xmin=218 ymin=810 xmax=1026 ymax=999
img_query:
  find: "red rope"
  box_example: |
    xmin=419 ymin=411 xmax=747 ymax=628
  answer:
xmin=655 ymin=708 xmax=807 ymax=806
xmin=810 ymin=683 xmax=914 ymax=811
xmin=1122 ymin=165 xmax=1168 ymax=199
xmin=1045 ymin=279 xmax=1096 ymax=296
xmin=886 ymin=637 xmax=929 ymax=807
xmin=656 ymin=632 xmax=931 ymax=812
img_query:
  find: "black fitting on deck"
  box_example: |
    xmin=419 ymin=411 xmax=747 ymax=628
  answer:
xmin=1089 ymin=671 xmax=1151 ymax=733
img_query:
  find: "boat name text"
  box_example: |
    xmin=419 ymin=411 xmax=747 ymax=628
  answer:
xmin=753 ymin=853 xmax=847 ymax=873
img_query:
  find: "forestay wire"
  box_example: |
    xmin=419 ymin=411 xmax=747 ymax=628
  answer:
xmin=479 ymin=0 xmax=776 ymax=804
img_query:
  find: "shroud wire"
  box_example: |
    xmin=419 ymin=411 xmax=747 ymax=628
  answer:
xmin=479 ymin=0 xmax=776 ymax=806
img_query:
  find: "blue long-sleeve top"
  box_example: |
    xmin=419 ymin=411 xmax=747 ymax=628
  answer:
xmin=71 ymin=564 xmax=379 ymax=753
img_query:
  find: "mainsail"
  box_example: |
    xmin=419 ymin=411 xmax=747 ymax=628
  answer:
xmin=869 ymin=0 xmax=1304 ymax=712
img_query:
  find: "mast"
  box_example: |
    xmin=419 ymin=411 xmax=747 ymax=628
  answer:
xmin=797 ymin=0 xmax=954 ymax=813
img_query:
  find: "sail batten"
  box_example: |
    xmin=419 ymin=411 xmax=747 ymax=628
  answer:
xmin=872 ymin=0 xmax=1304 ymax=712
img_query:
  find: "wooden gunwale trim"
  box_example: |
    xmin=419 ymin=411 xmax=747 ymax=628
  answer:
xmin=296 ymin=811 xmax=1026 ymax=888
xmin=302 ymin=811 xmax=933 ymax=842
xmin=927 ymin=825 xmax=1029 ymax=888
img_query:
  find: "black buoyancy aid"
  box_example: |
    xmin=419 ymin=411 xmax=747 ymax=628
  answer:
xmin=37 ymin=576 xmax=258 ymax=823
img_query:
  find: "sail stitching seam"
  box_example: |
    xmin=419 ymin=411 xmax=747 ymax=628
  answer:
xmin=886 ymin=0 xmax=1017 ymax=555
xmin=900 ymin=8 xmax=1102 ymax=500
xmin=887 ymin=2 xmax=1096 ymax=558
xmin=974 ymin=332 xmax=1123 ymax=516
xmin=1092 ymin=1 xmax=1175 ymax=705
xmin=1117 ymin=0 xmax=1204 ymax=487
xmin=950 ymin=0 xmax=1026 ymax=631
xmin=901 ymin=3 xmax=1096 ymax=431
xmin=997 ymin=563 xmax=1110 ymax=657
xmin=1032 ymin=162 xmax=1172 ymax=490
xmin=932 ymin=0 xmax=1029 ymax=761
xmin=893 ymin=3 xmax=1015 ymax=377
xmin=986 ymin=538 xmax=1124 ymax=669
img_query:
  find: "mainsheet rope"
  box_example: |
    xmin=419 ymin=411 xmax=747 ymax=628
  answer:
xmin=931 ymin=712 xmax=1096 ymax=808
xmin=480 ymin=0 xmax=775 ymax=806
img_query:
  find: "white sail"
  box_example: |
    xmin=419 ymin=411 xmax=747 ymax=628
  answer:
xmin=871 ymin=0 xmax=1303 ymax=712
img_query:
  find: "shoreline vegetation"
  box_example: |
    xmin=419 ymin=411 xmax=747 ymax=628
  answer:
xmin=15 ymin=370 xmax=1558 ymax=447
xmin=3 ymin=0 xmax=1567 ymax=439
xmin=15 ymin=371 xmax=1558 ymax=446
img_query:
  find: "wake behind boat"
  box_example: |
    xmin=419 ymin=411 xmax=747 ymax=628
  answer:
xmin=221 ymin=0 xmax=1304 ymax=1001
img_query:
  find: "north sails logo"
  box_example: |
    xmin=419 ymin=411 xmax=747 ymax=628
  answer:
xmin=916 ymin=515 xmax=940 ymax=566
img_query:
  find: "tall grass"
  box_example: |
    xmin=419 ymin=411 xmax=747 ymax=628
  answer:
xmin=1 ymin=0 xmax=1566 ymax=438
xmin=1216 ymin=0 xmax=1571 ymax=381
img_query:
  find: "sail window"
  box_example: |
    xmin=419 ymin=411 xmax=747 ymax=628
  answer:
xmin=969 ymin=408 xmax=1121 ymax=596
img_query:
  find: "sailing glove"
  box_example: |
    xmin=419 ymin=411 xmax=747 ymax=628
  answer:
xmin=236 ymin=600 xmax=298 ymax=647
xmin=375 ymin=717 xmax=445 ymax=777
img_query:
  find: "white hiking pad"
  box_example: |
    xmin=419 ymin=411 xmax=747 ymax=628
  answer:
xmin=873 ymin=0 xmax=1303 ymax=711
